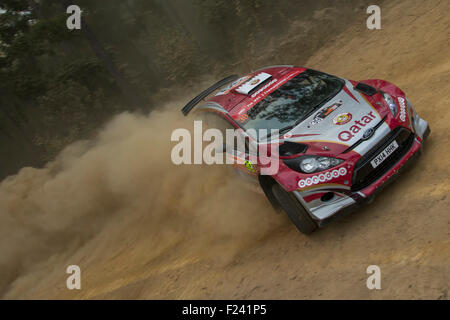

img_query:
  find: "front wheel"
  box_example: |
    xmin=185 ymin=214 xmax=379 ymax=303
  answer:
xmin=271 ymin=183 xmax=318 ymax=234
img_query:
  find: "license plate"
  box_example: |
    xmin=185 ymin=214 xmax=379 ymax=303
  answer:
xmin=370 ymin=140 xmax=399 ymax=168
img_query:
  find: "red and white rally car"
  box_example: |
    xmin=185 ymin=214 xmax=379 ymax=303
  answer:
xmin=182 ymin=66 xmax=430 ymax=234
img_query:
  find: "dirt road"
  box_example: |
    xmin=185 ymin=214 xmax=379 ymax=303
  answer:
xmin=1 ymin=0 xmax=448 ymax=299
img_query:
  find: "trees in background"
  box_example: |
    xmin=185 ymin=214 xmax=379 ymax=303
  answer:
xmin=0 ymin=0 xmax=368 ymax=178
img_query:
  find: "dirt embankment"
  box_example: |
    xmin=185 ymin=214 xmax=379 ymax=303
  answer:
xmin=0 ymin=0 xmax=448 ymax=299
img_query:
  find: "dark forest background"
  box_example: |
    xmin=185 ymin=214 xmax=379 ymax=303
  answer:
xmin=0 ymin=0 xmax=374 ymax=179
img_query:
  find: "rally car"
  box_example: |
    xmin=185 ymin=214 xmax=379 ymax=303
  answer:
xmin=181 ymin=65 xmax=430 ymax=234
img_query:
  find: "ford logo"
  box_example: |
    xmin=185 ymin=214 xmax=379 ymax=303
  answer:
xmin=362 ymin=128 xmax=375 ymax=140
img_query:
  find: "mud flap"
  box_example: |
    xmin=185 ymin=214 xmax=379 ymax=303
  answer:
xmin=258 ymin=175 xmax=281 ymax=212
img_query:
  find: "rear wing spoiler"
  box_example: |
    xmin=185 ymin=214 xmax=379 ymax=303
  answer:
xmin=181 ymin=75 xmax=239 ymax=116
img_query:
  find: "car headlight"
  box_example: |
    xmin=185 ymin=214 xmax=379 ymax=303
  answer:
xmin=382 ymin=92 xmax=398 ymax=117
xmin=283 ymin=156 xmax=344 ymax=174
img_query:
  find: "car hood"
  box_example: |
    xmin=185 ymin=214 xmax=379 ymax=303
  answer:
xmin=286 ymin=80 xmax=388 ymax=149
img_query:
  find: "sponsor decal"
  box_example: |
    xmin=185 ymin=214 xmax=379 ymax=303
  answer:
xmin=333 ymin=112 xmax=353 ymax=125
xmin=338 ymin=111 xmax=377 ymax=142
xmin=236 ymin=72 xmax=272 ymax=95
xmin=251 ymin=79 xmax=278 ymax=98
xmin=310 ymin=101 xmax=343 ymax=125
xmin=298 ymin=167 xmax=347 ymax=188
xmin=397 ymin=97 xmax=407 ymax=122
xmin=237 ymin=113 xmax=249 ymax=123
xmin=244 ymin=160 xmax=256 ymax=173
xmin=215 ymin=76 xmax=250 ymax=96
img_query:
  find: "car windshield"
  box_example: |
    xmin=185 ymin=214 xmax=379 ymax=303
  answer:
xmin=241 ymin=70 xmax=344 ymax=139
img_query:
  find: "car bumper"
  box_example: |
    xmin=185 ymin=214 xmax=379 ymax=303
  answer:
xmin=293 ymin=119 xmax=430 ymax=226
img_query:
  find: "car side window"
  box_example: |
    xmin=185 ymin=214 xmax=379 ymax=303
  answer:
xmin=200 ymin=112 xmax=234 ymax=134
xmin=197 ymin=111 xmax=250 ymax=154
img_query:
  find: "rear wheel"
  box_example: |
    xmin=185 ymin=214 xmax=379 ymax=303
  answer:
xmin=271 ymin=183 xmax=318 ymax=234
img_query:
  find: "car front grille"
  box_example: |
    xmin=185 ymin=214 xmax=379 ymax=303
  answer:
xmin=351 ymin=127 xmax=415 ymax=191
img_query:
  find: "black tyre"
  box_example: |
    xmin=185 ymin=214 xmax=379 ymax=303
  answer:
xmin=271 ymin=183 xmax=318 ymax=234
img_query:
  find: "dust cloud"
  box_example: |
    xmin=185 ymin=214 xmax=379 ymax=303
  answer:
xmin=2 ymin=0 xmax=448 ymax=299
xmin=0 ymin=105 xmax=283 ymax=297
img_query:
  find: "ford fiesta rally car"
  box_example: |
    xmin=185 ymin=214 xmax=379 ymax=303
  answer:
xmin=181 ymin=66 xmax=430 ymax=234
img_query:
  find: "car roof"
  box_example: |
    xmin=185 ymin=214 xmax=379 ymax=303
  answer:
xmin=205 ymin=65 xmax=307 ymax=120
